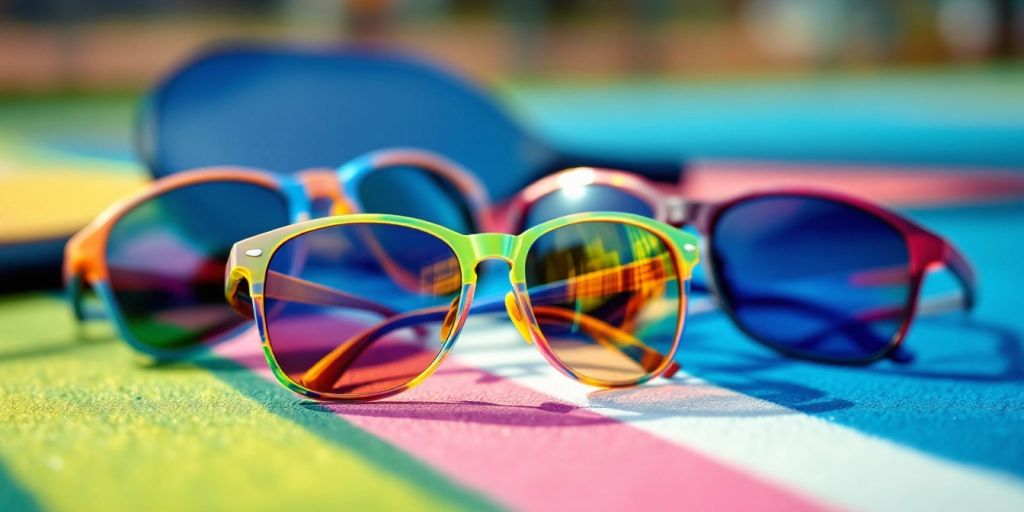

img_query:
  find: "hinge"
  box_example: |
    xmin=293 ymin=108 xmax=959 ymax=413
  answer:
xmin=665 ymin=196 xmax=687 ymax=226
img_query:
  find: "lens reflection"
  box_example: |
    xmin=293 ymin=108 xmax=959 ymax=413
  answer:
xmin=106 ymin=180 xmax=290 ymax=349
xmin=357 ymin=165 xmax=475 ymax=233
xmin=711 ymin=196 xmax=912 ymax=361
xmin=264 ymin=223 xmax=462 ymax=397
xmin=524 ymin=221 xmax=683 ymax=384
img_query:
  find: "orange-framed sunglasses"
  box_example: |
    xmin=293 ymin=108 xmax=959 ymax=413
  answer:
xmin=64 ymin=149 xmax=488 ymax=360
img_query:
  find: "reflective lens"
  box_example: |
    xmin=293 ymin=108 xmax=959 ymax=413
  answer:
xmin=264 ymin=223 xmax=462 ymax=397
xmin=710 ymin=196 xmax=912 ymax=361
xmin=106 ymin=180 xmax=290 ymax=349
xmin=524 ymin=221 xmax=684 ymax=384
xmin=520 ymin=185 xmax=655 ymax=231
xmin=357 ymin=165 xmax=475 ymax=233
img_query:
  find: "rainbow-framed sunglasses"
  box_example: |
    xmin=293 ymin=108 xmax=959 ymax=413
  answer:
xmin=224 ymin=212 xmax=699 ymax=401
xmin=64 ymin=149 xmax=488 ymax=360
xmin=503 ymin=167 xmax=977 ymax=365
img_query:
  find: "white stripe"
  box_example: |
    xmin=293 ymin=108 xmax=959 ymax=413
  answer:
xmin=450 ymin=319 xmax=1024 ymax=512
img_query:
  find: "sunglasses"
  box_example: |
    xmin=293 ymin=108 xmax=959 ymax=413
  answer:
xmin=64 ymin=149 xmax=490 ymax=360
xmin=224 ymin=212 xmax=699 ymax=401
xmin=68 ymin=144 xmax=974 ymax=368
xmin=504 ymin=168 xmax=977 ymax=365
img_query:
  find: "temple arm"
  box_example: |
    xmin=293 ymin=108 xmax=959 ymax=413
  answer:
xmin=240 ymin=255 xmax=685 ymax=389
xmin=939 ymin=241 xmax=977 ymax=311
xmin=529 ymin=304 xmax=681 ymax=377
xmin=298 ymin=296 xmax=681 ymax=391
xmin=66 ymin=274 xmax=107 ymax=323
xmin=690 ymin=256 xmax=976 ymax=322
xmin=297 ymin=255 xmax=685 ymax=389
xmin=299 ymin=305 xmax=450 ymax=390
xmin=228 ymin=270 xmax=429 ymax=341
xmin=263 ymin=270 xmax=405 ymax=318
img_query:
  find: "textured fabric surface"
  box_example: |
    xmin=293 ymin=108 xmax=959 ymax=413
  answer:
xmin=0 ymin=296 xmax=498 ymax=511
xmin=2 ymin=72 xmax=1024 ymax=510
xmin=2 ymin=200 xmax=1023 ymax=510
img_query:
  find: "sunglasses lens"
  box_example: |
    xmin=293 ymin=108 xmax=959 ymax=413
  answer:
xmin=711 ymin=196 xmax=912 ymax=361
xmin=520 ymin=185 xmax=655 ymax=231
xmin=357 ymin=165 xmax=475 ymax=233
xmin=263 ymin=223 xmax=462 ymax=397
xmin=106 ymin=180 xmax=290 ymax=349
xmin=524 ymin=221 xmax=684 ymax=384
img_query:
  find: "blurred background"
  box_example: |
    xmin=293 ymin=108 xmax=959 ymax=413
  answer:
xmin=1 ymin=0 xmax=1023 ymax=88
xmin=2 ymin=0 xmax=1024 ymax=291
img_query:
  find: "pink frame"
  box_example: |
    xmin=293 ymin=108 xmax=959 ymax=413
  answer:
xmin=505 ymin=167 xmax=978 ymax=365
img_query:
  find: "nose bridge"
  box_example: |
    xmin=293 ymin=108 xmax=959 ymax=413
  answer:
xmin=468 ymin=233 xmax=517 ymax=264
xmin=297 ymin=169 xmax=348 ymax=213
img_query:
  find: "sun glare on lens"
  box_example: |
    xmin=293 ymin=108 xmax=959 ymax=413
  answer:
xmin=558 ymin=168 xmax=596 ymax=201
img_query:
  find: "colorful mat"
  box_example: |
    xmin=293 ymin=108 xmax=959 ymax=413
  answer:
xmin=2 ymin=196 xmax=1024 ymax=510
xmin=3 ymin=71 xmax=1024 ymax=510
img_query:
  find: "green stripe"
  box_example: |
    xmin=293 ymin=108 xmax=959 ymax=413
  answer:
xmin=197 ymin=356 xmax=500 ymax=511
xmin=0 ymin=294 xmax=499 ymax=511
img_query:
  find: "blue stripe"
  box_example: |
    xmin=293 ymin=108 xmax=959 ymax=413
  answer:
xmin=512 ymin=71 xmax=1024 ymax=170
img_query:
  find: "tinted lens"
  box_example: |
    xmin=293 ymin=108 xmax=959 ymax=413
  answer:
xmin=357 ymin=165 xmax=475 ymax=233
xmin=106 ymin=181 xmax=290 ymax=349
xmin=264 ymin=223 xmax=462 ymax=397
xmin=524 ymin=221 xmax=684 ymax=384
xmin=711 ymin=196 xmax=912 ymax=361
xmin=520 ymin=185 xmax=655 ymax=230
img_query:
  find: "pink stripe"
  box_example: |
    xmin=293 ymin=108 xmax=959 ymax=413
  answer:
xmin=215 ymin=333 xmax=828 ymax=511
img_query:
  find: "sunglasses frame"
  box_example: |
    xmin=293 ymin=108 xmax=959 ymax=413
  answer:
xmin=225 ymin=212 xmax=700 ymax=402
xmin=63 ymin=149 xmax=487 ymax=361
xmin=507 ymin=167 xmax=978 ymax=365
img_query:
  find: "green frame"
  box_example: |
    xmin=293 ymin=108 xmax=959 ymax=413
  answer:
xmin=226 ymin=212 xmax=700 ymax=402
